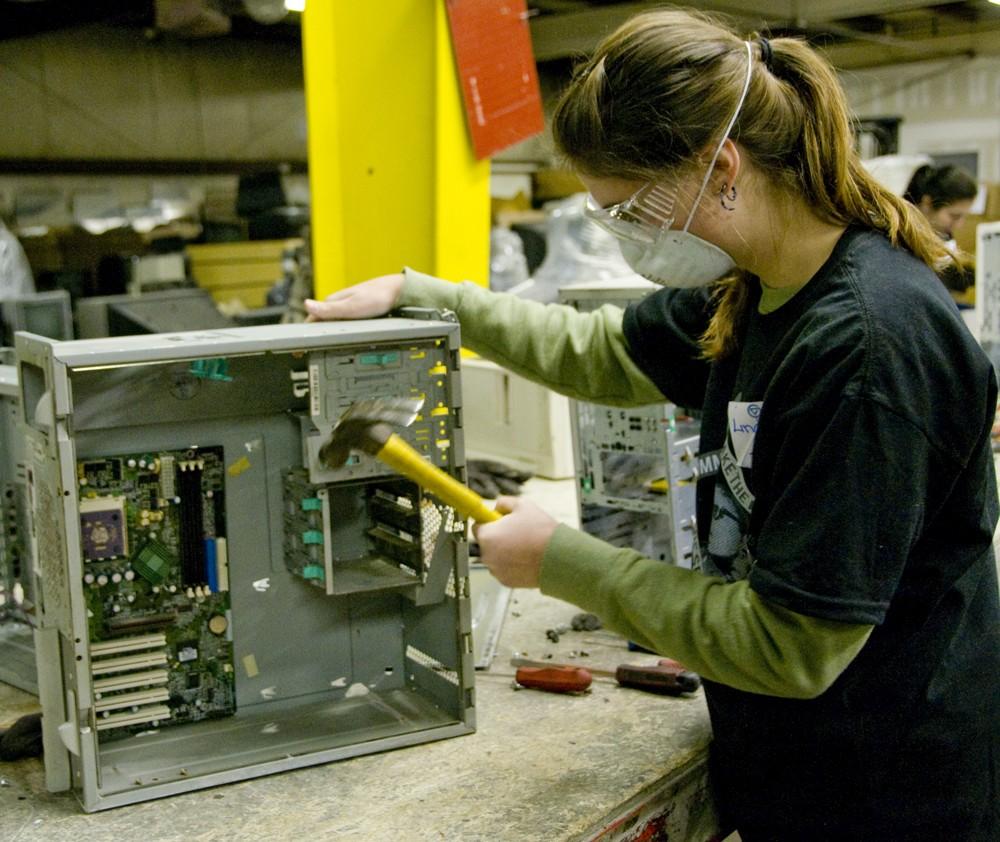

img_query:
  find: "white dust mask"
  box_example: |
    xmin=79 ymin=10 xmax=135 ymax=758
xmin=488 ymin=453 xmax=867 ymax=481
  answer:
xmin=619 ymin=232 xmax=737 ymax=288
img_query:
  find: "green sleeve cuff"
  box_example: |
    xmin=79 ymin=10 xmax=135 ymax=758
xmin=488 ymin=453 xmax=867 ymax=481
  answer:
xmin=399 ymin=267 xmax=666 ymax=407
xmin=399 ymin=268 xmax=463 ymax=311
xmin=539 ymin=524 xmax=873 ymax=699
xmin=539 ymin=523 xmax=621 ymax=611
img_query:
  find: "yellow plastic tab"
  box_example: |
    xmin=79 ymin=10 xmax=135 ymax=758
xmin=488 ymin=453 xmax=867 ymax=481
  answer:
xmin=227 ymin=456 xmax=252 ymax=478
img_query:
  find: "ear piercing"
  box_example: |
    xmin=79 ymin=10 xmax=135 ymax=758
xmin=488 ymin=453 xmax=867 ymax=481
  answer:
xmin=720 ymin=183 xmax=738 ymax=211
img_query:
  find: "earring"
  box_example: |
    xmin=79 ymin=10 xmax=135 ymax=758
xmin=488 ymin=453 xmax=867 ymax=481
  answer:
xmin=720 ymin=183 xmax=737 ymax=211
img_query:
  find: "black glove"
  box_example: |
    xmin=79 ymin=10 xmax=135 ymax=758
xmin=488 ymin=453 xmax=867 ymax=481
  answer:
xmin=466 ymin=459 xmax=533 ymax=499
xmin=0 ymin=712 xmax=43 ymax=760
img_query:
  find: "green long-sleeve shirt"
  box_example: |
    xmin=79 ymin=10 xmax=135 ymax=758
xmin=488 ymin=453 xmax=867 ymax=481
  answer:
xmin=400 ymin=268 xmax=872 ymax=699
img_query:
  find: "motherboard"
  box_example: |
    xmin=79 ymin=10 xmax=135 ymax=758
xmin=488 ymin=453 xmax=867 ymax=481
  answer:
xmin=78 ymin=446 xmax=235 ymax=740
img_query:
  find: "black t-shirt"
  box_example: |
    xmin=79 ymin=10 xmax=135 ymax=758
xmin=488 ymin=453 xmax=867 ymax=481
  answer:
xmin=623 ymin=227 xmax=1000 ymax=841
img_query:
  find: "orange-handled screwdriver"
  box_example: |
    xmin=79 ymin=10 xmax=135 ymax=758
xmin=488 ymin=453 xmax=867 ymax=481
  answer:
xmin=513 ymin=666 xmax=593 ymax=694
xmin=511 ymin=657 xmax=700 ymax=695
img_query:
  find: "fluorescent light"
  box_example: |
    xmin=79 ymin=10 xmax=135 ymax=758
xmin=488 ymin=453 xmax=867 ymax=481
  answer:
xmin=284 ymin=0 xmax=305 ymax=11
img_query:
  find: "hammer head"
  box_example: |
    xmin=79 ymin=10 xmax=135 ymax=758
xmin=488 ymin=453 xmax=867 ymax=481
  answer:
xmin=319 ymin=396 xmax=424 ymax=468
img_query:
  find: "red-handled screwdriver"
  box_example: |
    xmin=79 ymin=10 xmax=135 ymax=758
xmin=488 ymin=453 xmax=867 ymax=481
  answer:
xmin=511 ymin=657 xmax=700 ymax=695
xmin=513 ymin=665 xmax=592 ymax=694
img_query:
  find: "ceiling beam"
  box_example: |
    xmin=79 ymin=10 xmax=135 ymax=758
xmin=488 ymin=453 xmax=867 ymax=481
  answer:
xmin=528 ymin=0 xmax=974 ymax=62
xmin=529 ymin=2 xmax=760 ymax=62
xmin=791 ymin=0 xmax=967 ymax=23
xmin=821 ymin=25 xmax=1000 ymax=68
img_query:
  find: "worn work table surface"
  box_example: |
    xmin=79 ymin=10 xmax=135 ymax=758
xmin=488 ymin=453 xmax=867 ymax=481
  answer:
xmin=0 ymin=479 xmax=715 ymax=842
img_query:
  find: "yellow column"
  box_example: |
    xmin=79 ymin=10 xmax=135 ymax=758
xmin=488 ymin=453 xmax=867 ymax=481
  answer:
xmin=302 ymin=1 xmax=491 ymax=297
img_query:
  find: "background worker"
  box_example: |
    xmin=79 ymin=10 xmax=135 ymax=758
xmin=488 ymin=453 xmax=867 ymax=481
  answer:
xmin=306 ymin=10 xmax=1000 ymax=840
xmin=0 ymin=219 xmax=34 ymax=300
xmin=903 ymin=162 xmax=979 ymax=245
xmin=904 ymin=163 xmax=979 ymax=297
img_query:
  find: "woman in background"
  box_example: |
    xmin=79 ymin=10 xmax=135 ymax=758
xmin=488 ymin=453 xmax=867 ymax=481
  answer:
xmin=904 ymin=163 xmax=978 ymax=245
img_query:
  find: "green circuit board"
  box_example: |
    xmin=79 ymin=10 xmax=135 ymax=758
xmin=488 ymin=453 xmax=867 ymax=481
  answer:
xmin=78 ymin=446 xmax=236 ymax=740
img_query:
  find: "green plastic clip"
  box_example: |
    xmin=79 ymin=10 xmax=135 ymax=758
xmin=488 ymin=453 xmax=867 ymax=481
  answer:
xmin=359 ymin=351 xmax=400 ymax=367
xmin=190 ymin=358 xmax=234 ymax=382
xmin=302 ymin=564 xmax=325 ymax=580
xmin=303 ymin=530 xmax=324 ymax=545
xmin=301 ymin=498 xmax=323 ymax=512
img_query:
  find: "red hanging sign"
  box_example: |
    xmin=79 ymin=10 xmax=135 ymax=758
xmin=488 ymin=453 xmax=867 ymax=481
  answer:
xmin=445 ymin=0 xmax=545 ymax=160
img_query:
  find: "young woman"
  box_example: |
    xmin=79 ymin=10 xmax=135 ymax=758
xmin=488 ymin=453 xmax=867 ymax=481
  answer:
xmin=904 ymin=162 xmax=979 ymax=243
xmin=306 ymin=11 xmax=1000 ymax=840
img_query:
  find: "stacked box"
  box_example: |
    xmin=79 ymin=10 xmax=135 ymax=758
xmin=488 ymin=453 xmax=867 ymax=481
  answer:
xmin=187 ymin=239 xmax=303 ymax=308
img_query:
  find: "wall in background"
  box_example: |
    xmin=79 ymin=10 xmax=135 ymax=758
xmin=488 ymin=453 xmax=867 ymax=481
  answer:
xmin=0 ymin=25 xmax=306 ymax=163
xmin=841 ymin=56 xmax=1000 ymax=181
xmin=0 ymin=173 xmax=311 ymax=230
xmin=515 ymin=55 xmax=1000 ymax=183
xmin=3 ymin=27 xmax=997 ymax=204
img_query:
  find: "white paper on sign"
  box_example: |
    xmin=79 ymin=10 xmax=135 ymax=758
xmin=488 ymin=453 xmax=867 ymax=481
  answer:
xmin=728 ymin=401 xmax=762 ymax=469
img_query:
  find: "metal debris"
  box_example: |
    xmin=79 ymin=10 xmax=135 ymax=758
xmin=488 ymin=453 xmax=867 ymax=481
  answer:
xmin=571 ymin=612 xmax=602 ymax=631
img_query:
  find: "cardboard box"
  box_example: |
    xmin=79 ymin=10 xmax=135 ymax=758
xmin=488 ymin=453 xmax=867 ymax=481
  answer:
xmin=461 ymin=357 xmax=575 ymax=479
xmin=956 ymin=182 xmax=1000 ymax=255
xmin=187 ymin=238 xmax=302 ymax=308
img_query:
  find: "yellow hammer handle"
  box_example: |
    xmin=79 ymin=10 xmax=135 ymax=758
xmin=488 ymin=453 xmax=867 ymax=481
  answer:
xmin=376 ymin=433 xmax=502 ymax=523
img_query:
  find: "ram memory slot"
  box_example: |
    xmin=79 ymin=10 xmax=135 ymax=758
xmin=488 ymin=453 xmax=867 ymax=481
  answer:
xmin=177 ymin=461 xmax=206 ymax=585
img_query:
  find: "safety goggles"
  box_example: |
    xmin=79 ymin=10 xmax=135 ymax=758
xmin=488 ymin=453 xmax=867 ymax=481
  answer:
xmin=583 ymin=181 xmax=679 ymax=245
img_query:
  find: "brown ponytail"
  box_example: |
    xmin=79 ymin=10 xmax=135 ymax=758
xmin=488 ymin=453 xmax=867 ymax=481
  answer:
xmin=552 ymin=10 xmax=960 ymax=360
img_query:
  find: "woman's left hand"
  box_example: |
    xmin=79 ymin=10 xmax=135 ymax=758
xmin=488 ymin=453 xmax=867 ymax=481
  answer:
xmin=472 ymin=497 xmax=558 ymax=588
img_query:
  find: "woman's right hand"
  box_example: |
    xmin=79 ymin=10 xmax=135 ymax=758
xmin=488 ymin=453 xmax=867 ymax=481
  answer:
xmin=304 ymin=273 xmax=406 ymax=322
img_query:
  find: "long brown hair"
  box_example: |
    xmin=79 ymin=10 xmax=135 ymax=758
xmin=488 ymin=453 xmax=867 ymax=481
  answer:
xmin=551 ymin=9 xmax=959 ymax=359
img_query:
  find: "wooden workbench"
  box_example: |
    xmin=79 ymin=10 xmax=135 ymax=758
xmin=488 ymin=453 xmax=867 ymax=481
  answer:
xmin=0 ymin=480 xmax=720 ymax=842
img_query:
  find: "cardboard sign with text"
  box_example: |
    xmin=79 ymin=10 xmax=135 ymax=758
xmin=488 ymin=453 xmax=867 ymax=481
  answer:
xmin=445 ymin=0 xmax=544 ymax=160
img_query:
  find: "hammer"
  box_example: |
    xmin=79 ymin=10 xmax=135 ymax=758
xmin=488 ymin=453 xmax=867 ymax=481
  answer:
xmin=318 ymin=396 xmax=501 ymax=524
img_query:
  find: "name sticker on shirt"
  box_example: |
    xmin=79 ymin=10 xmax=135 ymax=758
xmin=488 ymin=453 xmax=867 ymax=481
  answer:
xmin=728 ymin=401 xmax=761 ymax=469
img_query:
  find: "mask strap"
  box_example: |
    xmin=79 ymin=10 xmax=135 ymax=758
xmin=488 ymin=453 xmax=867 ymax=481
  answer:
xmin=681 ymin=41 xmax=754 ymax=233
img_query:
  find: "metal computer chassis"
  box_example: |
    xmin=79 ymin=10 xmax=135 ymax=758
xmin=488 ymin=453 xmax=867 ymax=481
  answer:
xmin=17 ymin=318 xmax=475 ymax=811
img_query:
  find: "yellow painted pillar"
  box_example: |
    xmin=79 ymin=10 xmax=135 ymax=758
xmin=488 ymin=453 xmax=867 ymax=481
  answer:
xmin=302 ymin=1 xmax=491 ymax=297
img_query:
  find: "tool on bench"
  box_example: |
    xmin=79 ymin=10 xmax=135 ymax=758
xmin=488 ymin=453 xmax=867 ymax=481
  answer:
xmin=511 ymin=657 xmax=701 ymax=695
xmin=512 ymin=665 xmax=594 ymax=694
xmin=320 ymin=396 xmax=501 ymax=524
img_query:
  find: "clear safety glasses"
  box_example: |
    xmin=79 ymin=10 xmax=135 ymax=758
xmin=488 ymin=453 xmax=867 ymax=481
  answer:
xmin=583 ymin=181 xmax=679 ymax=245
